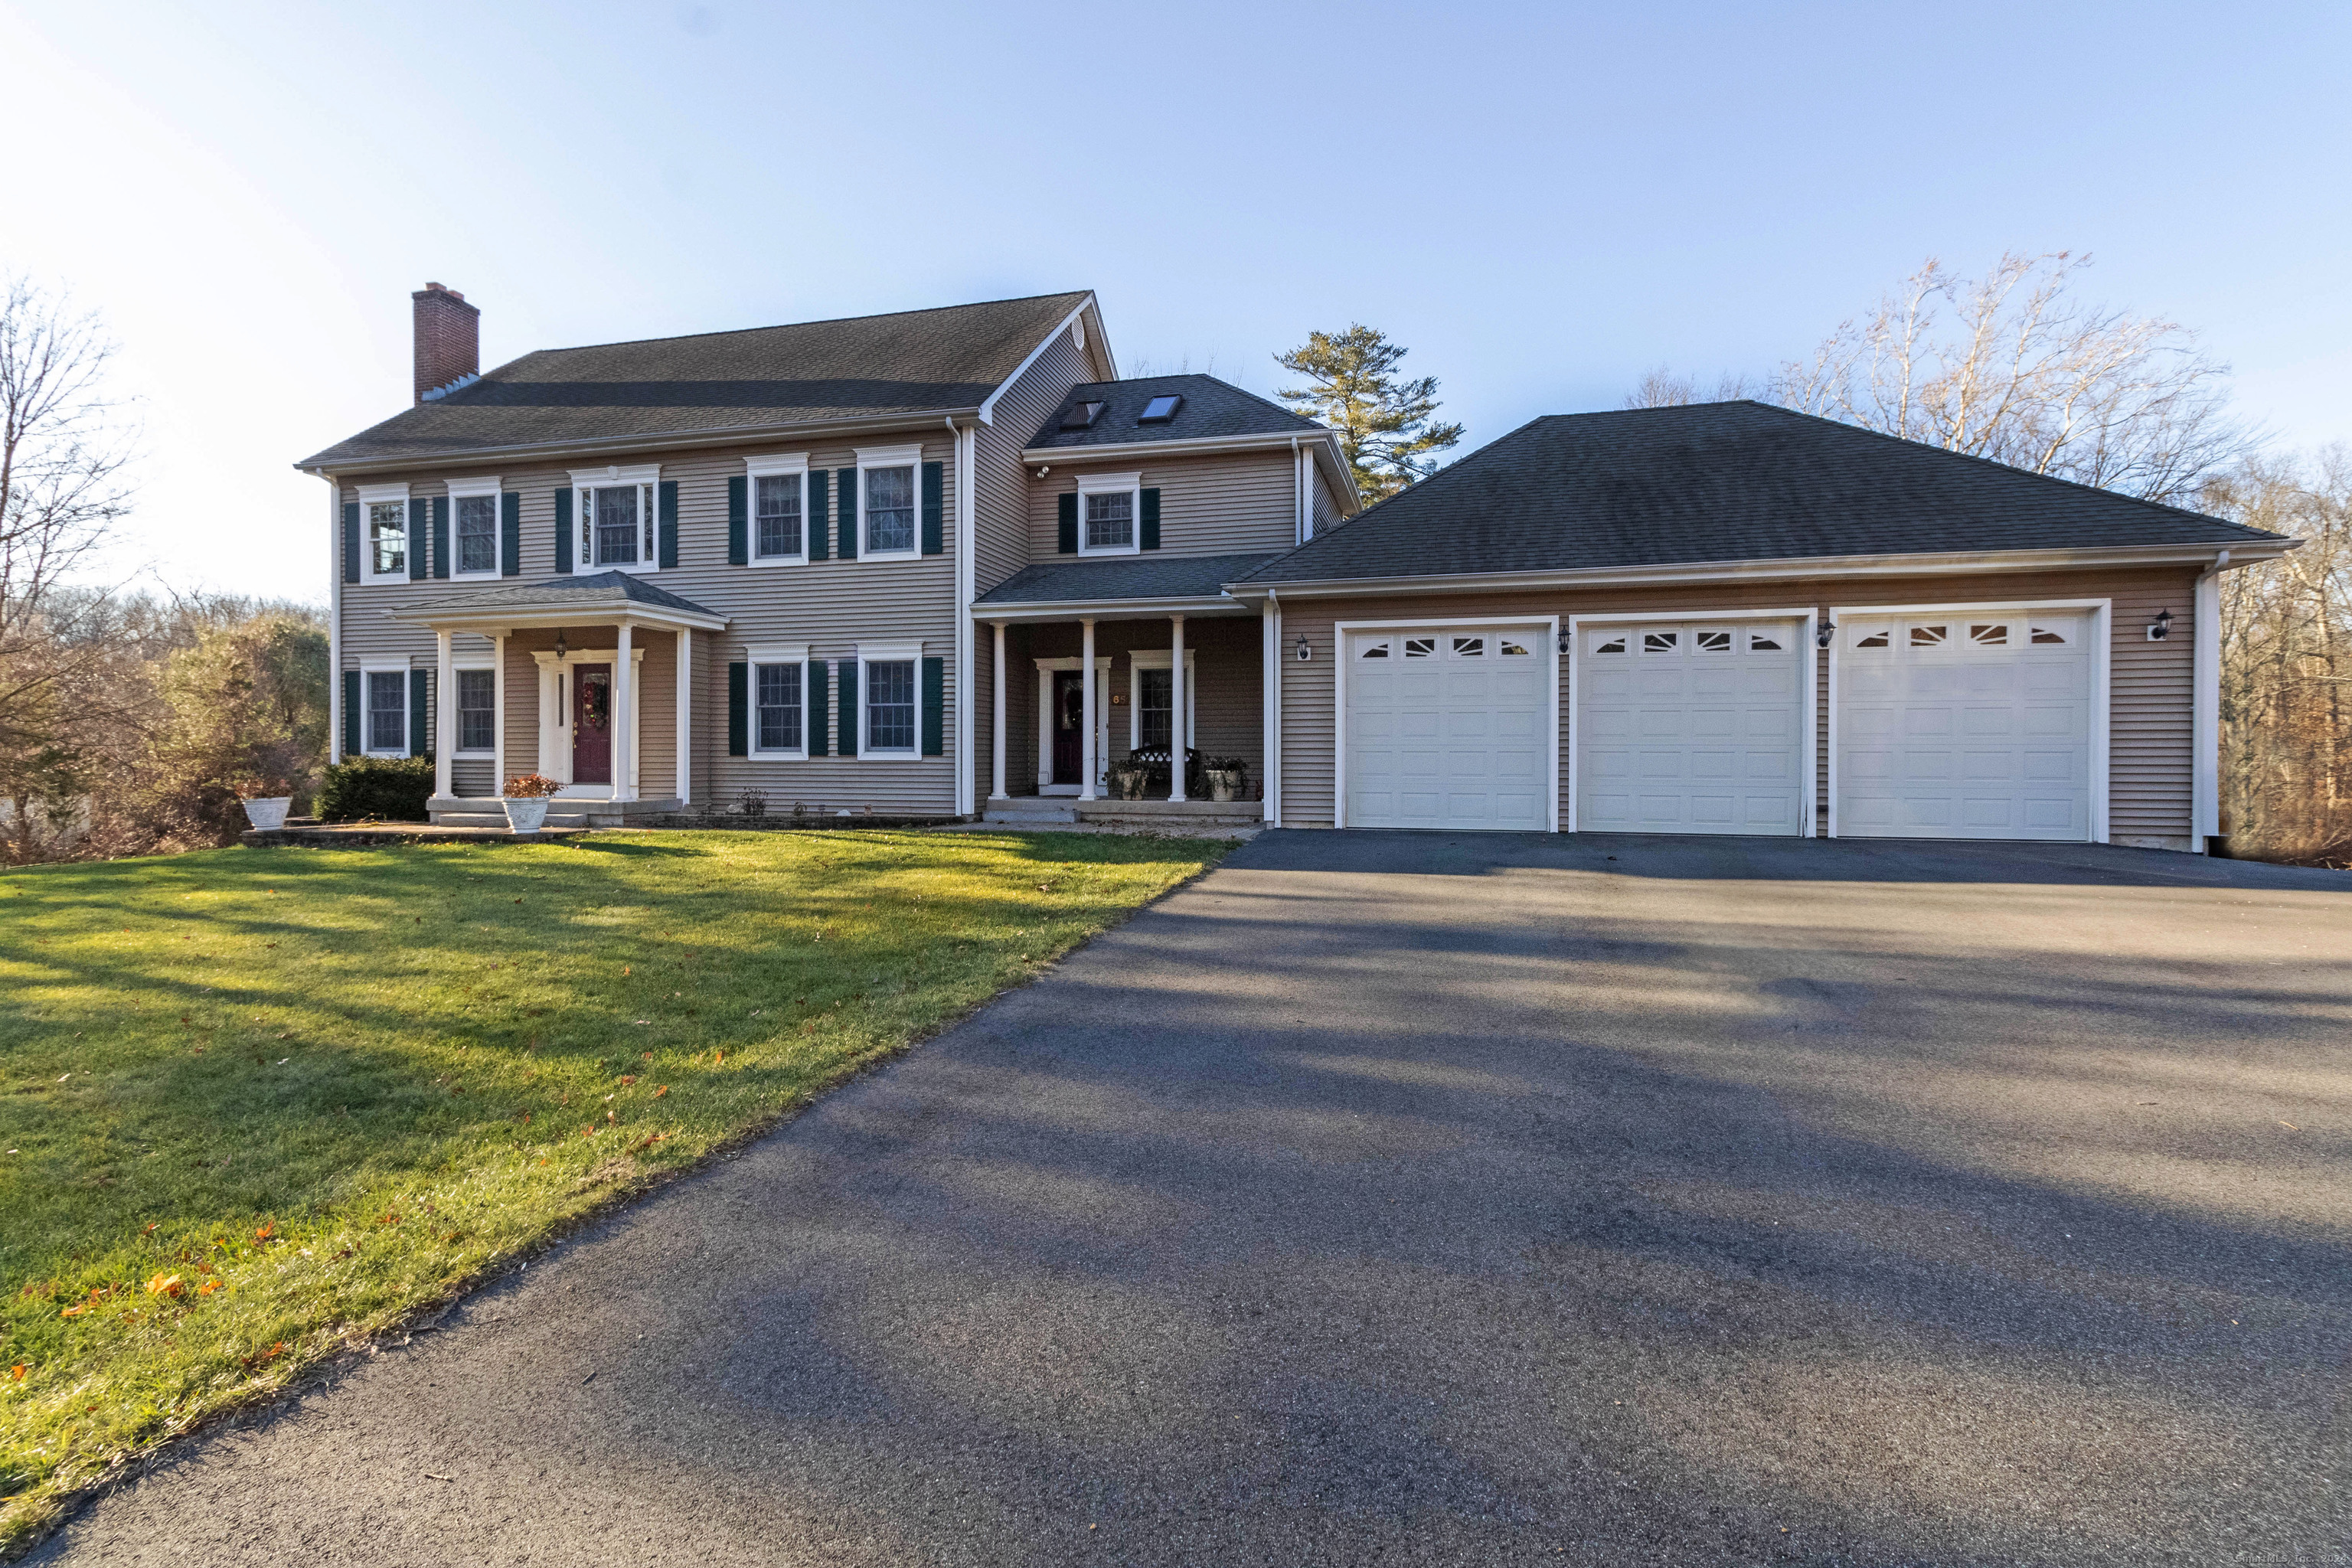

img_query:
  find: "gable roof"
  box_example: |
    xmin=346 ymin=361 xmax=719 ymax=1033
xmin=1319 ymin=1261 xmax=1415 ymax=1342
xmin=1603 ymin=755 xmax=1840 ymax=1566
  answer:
xmin=1236 ymin=401 xmax=2285 ymax=587
xmin=300 ymin=292 xmax=1096 ymax=471
xmin=1025 ymin=374 xmax=1321 ymax=452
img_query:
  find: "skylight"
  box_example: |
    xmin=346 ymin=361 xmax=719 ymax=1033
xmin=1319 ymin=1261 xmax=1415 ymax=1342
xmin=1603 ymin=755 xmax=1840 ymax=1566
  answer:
xmin=1138 ymin=394 xmax=1183 ymax=423
xmin=1059 ymin=400 xmax=1105 ymax=430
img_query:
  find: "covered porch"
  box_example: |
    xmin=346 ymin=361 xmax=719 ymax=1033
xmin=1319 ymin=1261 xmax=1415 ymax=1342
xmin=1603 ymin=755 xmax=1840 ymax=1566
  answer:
xmin=392 ymin=573 xmax=727 ymax=825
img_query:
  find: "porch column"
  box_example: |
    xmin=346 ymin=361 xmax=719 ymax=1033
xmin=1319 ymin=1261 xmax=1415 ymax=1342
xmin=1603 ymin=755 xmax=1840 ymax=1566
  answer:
xmin=614 ymin=620 xmax=635 ymax=802
xmin=675 ymin=628 xmax=691 ymax=805
xmin=433 ymin=629 xmax=454 ymax=801
xmin=1079 ymin=617 xmax=1097 ymax=801
xmin=492 ymin=633 xmax=507 ymax=794
xmin=1168 ymin=615 xmax=1187 ymax=801
xmin=989 ymin=621 xmax=1008 ymax=801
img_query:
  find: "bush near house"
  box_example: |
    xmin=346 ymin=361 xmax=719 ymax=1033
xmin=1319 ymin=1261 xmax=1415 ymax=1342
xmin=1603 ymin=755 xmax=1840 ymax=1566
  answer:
xmin=314 ymin=756 xmax=435 ymax=822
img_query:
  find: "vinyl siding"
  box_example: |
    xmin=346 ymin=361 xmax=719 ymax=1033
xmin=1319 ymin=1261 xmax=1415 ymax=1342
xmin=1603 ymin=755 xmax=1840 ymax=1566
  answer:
xmin=1311 ymin=465 xmax=1338 ymax=538
xmin=1273 ymin=566 xmax=2200 ymax=844
xmin=1027 ymin=449 xmax=1298 ymax=561
xmin=1011 ymin=617 xmax=1261 ymax=795
xmin=975 ymin=327 xmax=1088 ymax=596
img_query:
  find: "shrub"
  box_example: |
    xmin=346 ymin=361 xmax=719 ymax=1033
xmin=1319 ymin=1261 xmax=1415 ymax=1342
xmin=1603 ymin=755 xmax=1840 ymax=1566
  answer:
xmin=315 ymin=756 xmax=434 ymax=822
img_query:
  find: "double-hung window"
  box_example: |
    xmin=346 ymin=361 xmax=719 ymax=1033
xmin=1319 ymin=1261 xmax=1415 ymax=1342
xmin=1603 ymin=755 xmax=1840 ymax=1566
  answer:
xmin=358 ymin=483 xmax=410 ymax=583
xmin=364 ymin=668 xmax=409 ymax=755
xmin=746 ymin=645 xmax=808 ymax=756
xmin=1076 ymin=472 xmax=1142 ymax=556
xmin=456 ymin=668 xmax=495 ymax=753
xmin=570 ymin=465 xmax=660 ymax=573
xmin=1129 ymin=652 xmax=1195 ymax=750
xmin=448 ymin=475 xmax=502 ymax=577
xmin=745 ymin=454 xmax=808 ymax=565
xmin=855 ymin=444 xmax=922 ymax=560
xmin=857 ymin=640 xmax=922 ymax=758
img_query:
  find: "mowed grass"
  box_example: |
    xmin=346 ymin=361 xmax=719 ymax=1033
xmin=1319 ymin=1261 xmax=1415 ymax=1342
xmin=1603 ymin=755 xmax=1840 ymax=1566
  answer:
xmin=0 ymin=828 xmax=1227 ymax=1547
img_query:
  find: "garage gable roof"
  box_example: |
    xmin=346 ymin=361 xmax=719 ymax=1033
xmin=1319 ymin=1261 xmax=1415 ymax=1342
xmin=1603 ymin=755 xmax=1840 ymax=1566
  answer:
xmin=1236 ymin=401 xmax=2283 ymax=586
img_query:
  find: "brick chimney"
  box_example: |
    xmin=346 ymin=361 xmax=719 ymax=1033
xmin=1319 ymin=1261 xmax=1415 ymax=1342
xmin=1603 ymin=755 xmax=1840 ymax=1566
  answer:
xmin=412 ymin=283 xmax=480 ymax=403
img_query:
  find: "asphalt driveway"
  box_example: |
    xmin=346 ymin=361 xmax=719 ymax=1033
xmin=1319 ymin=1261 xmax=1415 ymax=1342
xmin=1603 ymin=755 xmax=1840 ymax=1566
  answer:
xmin=39 ymin=832 xmax=2352 ymax=1566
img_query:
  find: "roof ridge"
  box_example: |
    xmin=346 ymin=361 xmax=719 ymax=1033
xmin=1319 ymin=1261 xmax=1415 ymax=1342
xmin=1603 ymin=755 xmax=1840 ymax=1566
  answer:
xmin=509 ymin=290 xmax=1092 ymax=363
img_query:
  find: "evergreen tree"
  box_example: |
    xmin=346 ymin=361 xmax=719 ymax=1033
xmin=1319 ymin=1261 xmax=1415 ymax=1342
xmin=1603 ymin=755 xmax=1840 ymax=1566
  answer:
xmin=1275 ymin=325 xmax=1464 ymax=505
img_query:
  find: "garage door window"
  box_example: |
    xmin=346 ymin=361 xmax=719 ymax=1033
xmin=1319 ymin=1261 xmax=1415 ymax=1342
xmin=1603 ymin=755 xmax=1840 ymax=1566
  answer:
xmin=1358 ymin=638 xmax=1391 ymax=659
xmin=1748 ymin=631 xmax=1783 ymax=651
xmin=1696 ymin=629 xmax=1732 ymax=652
xmin=2030 ymin=623 xmax=2071 ymax=645
xmin=1591 ymin=632 xmax=1626 ymax=654
xmin=1404 ymin=637 xmax=1436 ymax=658
xmin=1853 ymin=627 xmax=1891 ymax=648
xmin=1498 ymin=637 xmax=1531 ymax=656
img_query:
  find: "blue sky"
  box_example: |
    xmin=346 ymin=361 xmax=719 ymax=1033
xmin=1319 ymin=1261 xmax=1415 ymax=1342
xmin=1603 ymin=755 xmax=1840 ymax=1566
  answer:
xmin=7 ymin=1 xmax=2347 ymax=603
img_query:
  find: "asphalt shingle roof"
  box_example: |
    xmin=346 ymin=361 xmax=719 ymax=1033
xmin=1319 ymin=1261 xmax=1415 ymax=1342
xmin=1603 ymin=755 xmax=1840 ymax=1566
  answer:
xmin=1026 ymin=375 xmax=1321 ymax=452
xmin=1236 ymin=401 xmax=2281 ymax=586
xmin=976 ymin=552 xmax=1283 ymax=606
xmin=400 ymin=572 xmax=721 ymax=618
xmin=302 ymin=292 xmax=1093 ymax=469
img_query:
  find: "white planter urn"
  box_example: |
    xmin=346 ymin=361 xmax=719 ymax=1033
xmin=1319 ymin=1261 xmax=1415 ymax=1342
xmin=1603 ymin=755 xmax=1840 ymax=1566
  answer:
xmin=1207 ymin=770 xmax=1240 ymax=803
xmin=502 ymin=797 xmax=551 ymax=836
xmin=240 ymin=796 xmax=292 ymax=831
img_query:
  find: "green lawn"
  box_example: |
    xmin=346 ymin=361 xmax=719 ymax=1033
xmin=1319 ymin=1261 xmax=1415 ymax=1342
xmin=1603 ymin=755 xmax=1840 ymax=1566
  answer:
xmin=0 ymin=828 xmax=1227 ymax=1548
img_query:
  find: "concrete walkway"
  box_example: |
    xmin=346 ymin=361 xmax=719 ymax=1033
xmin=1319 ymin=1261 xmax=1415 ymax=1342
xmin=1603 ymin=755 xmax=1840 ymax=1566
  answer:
xmin=40 ymin=833 xmax=2352 ymax=1566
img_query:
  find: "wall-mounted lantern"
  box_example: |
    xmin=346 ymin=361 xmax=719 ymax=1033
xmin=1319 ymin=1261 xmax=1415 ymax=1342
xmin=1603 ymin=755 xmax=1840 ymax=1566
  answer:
xmin=2148 ymin=609 xmax=2173 ymax=642
xmin=1294 ymin=635 xmax=1312 ymax=663
xmin=1815 ymin=619 xmax=1838 ymax=649
xmin=554 ymin=629 xmax=569 ymax=659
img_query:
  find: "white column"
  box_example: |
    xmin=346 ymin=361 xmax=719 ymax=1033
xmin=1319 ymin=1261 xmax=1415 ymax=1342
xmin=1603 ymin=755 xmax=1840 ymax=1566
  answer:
xmin=990 ymin=620 xmax=1008 ymax=801
xmin=433 ymin=629 xmax=454 ymax=801
xmin=492 ymin=634 xmax=507 ymax=795
xmin=675 ymin=628 xmax=691 ymax=805
xmin=1168 ymin=615 xmax=1187 ymax=800
xmin=613 ymin=620 xmax=634 ymax=802
xmin=327 ymin=479 xmax=345 ymax=763
xmin=1079 ymin=617 xmax=1097 ymax=801
xmin=1262 ymin=596 xmax=1282 ymax=826
xmin=2194 ymin=564 xmax=2223 ymax=847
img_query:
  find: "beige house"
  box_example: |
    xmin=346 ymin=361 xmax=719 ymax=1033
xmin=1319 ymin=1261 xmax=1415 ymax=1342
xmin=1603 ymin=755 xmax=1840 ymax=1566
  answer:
xmin=303 ymin=286 xmax=2289 ymax=851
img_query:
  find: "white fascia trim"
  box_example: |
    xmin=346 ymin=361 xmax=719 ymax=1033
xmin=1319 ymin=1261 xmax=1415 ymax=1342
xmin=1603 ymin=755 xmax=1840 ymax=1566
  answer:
xmin=1828 ymin=595 xmax=2112 ymax=845
xmin=969 ymin=596 xmax=1247 ymax=624
xmin=1075 ymin=470 xmax=1143 ymax=557
xmin=1021 ymin=428 xmax=1348 ymax=474
xmin=395 ymin=605 xmax=729 ymax=634
xmin=326 ymin=476 xmax=343 ymax=763
xmin=744 ymin=455 xmax=810 ymax=567
xmin=977 ymin=298 xmax=1099 ymax=426
xmin=1222 ymin=541 xmax=2298 ymax=603
xmin=952 ymin=420 xmax=978 ymax=815
xmin=444 ymin=475 xmax=505 ymax=580
xmin=1573 ymin=606 xmax=1813 ymax=624
xmin=299 ymin=409 xmax=985 ymax=478
xmin=1332 ymin=614 xmax=1562 ymax=833
xmin=855 ymin=639 xmax=923 ymax=662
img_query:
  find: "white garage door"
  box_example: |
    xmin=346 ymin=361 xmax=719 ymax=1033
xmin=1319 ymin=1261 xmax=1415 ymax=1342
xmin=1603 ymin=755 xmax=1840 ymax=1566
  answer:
xmin=1837 ymin=611 xmax=2092 ymax=840
xmin=1344 ymin=627 xmax=1550 ymax=829
xmin=1576 ymin=619 xmax=1805 ymax=835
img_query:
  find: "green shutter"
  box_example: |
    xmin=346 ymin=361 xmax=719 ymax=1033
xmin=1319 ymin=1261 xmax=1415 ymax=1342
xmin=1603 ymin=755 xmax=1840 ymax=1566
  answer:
xmin=1140 ymin=488 xmax=1161 ymax=550
xmin=554 ymin=488 xmax=573 ymax=573
xmin=835 ymin=468 xmax=857 ymax=560
xmin=836 ymin=659 xmax=858 ymax=756
xmin=727 ymin=476 xmax=748 ymax=565
xmin=807 ymin=471 xmax=829 ymax=560
xmin=409 ymin=668 xmax=430 ymax=761
xmin=727 ymin=662 xmax=748 ymax=756
xmin=921 ymin=656 xmax=944 ymax=756
xmin=658 ymin=480 xmax=679 ymax=568
xmin=500 ymin=492 xmax=521 ymax=576
xmin=407 ymin=498 xmax=429 ymax=580
xmin=807 ymin=659 xmax=829 ymax=756
xmin=920 ymin=462 xmax=944 ymax=555
xmin=1057 ymin=492 xmax=1078 ymax=553
xmin=341 ymin=669 xmax=361 ymax=756
xmin=431 ymin=496 xmax=450 ymax=578
xmin=341 ymin=502 xmax=360 ymax=583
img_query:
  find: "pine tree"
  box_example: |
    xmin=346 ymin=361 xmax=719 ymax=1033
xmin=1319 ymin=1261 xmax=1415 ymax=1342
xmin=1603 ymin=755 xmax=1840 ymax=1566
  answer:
xmin=1274 ymin=325 xmax=1464 ymax=505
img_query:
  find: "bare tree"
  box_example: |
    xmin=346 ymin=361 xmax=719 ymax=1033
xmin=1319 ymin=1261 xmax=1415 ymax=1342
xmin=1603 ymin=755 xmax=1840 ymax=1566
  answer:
xmin=1623 ymin=367 xmax=1754 ymax=409
xmin=1775 ymin=252 xmax=2247 ymax=503
xmin=0 ymin=275 xmax=137 ymax=861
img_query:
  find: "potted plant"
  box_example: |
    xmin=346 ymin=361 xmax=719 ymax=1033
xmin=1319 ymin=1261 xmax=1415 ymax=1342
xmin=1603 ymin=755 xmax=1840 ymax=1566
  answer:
xmin=237 ymin=777 xmax=295 ymax=832
xmin=1106 ymin=758 xmax=1150 ymax=800
xmin=1202 ymin=756 xmax=1246 ymax=802
xmin=501 ymin=773 xmax=560 ymax=835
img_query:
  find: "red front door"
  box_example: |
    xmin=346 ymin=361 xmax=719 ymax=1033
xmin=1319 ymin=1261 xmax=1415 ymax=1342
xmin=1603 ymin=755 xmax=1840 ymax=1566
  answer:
xmin=1052 ymin=670 xmax=1086 ymax=786
xmin=573 ymin=663 xmax=612 ymax=785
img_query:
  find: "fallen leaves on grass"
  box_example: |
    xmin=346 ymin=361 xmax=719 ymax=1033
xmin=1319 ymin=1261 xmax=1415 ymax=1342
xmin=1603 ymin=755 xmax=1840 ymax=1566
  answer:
xmin=145 ymin=1273 xmax=185 ymax=1298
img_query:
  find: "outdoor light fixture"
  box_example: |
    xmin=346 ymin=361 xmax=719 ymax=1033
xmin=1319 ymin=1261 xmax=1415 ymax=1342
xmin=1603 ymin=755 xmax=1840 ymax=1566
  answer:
xmin=1815 ymin=619 xmax=1838 ymax=649
xmin=1294 ymin=634 xmax=1312 ymax=662
xmin=554 ymin=629 xmax=568 ymax=659
xmin=2148 ymin=609 xmax=2173 ymax=642
xmin=1557 ymin=629 xmax=1570 ymax=655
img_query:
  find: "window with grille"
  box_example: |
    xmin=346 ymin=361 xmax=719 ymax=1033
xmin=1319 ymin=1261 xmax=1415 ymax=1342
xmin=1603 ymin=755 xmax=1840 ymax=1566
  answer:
xmin=1138 ymin=668 xmax=1172 ymax=750
xmin=453 ymin=495 xmax=498 ymax=575
xmin=1084 ymin=489 xmax=1134 ymax=550
xmin=864 ymin=466 xmax=915 ymax=554
xmin=756 ymin=475 xmax=802 ymax=558
xmin=756 ymin=662 xmax=803 ymax=752
xmin=366 ymin=671 xmax=407 ymax=753
xmin=456 ymin=669 xmax=495 ymax=751
xmin=865 ymin=659 xmax=916 ymax=752
xmin=368 ymin=503 xmax=407 ymax=576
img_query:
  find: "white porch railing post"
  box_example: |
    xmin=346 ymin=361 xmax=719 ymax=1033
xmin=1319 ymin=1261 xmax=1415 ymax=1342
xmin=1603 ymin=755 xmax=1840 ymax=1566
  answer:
xmin=990 ymin=621 xmax=1008 ymax=801
xmin=614 ymin=620 xmax=634 ymax=802
xmin=1168 ymin=615 xmax=1187 ymax=801
xmin=433 ymin=629 xmax=454 ymax=802
xmin=675 ymin=627 xmax=691 ymax=805
xmin=1079 ymin=618 xmax=1097 ymax=802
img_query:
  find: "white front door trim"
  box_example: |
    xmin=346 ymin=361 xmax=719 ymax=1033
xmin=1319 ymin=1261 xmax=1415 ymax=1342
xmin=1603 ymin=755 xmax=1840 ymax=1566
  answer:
xmin=1567 ymin=606 xmax=1818 ymax=837
xmin=1828 ymin=596 xmax=2110 ymax=843
xmin=1334 ymin=614 xmax=1560 ymax=831
xmin=531 ymin=645 xmax=646 ymax=798
xmin=1033 ymin=655 xmax=1111 ymax=795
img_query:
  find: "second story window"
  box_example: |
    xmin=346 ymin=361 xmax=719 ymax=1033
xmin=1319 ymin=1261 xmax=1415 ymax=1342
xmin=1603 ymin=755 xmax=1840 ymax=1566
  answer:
xmin=1075 ymin=472 xmax=1142 ymax=556
xmin=369 ymin=503 xmax=407 ymax=575
xmin=570 ymin=465 xmax=661 ymax=573
xmin=449 ymin=476 xmax=502 ymax=578
xmin=594 ymin=485 xmax=643 ymax=564
xmin=756 ymin=475 xmax=802 ymax=558
xmin=854 ymin=444 xmax=923 ymax=560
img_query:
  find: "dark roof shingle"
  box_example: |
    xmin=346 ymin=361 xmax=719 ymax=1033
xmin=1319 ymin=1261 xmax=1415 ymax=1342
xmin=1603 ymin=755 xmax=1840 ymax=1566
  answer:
xmin=302 ymin=292 xmax=1092 ymax=469
xmin=1238 ymin=401 xmax=2280 ymax=586
xmin=976 ymin=551 xmax=1282 ymax=606
xmin=1026 ymin=375 xmax=1320 ymax=452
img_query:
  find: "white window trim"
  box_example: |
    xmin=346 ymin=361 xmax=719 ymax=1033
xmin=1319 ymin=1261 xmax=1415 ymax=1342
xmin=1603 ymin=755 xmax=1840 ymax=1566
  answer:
xmin=855 ymin=639 xmax=923 ymax=760
xmin=1128 ymin=650 xmax=1197 ymax=750
xmin=746 ymin=642 xmax=812 ymax=759
xmin=744 ymin=454 xmax=810 ymax=567
xmin=1075 ymin=470 xmax=1143 ymax=557
xmin=445 ymin=475 xmax=504 ymax=580
xmin=357 ymin=482 xmax=412 ymax=585
xmin=854 ymin=443 xmax=923 ymax=561
xmin=449 ymin=662 xmax=497 ymax=756
xmin=360 ymin=662 xmax=412 ymax=757
xmin=569 ymin=463 xmax=662 ymax=577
